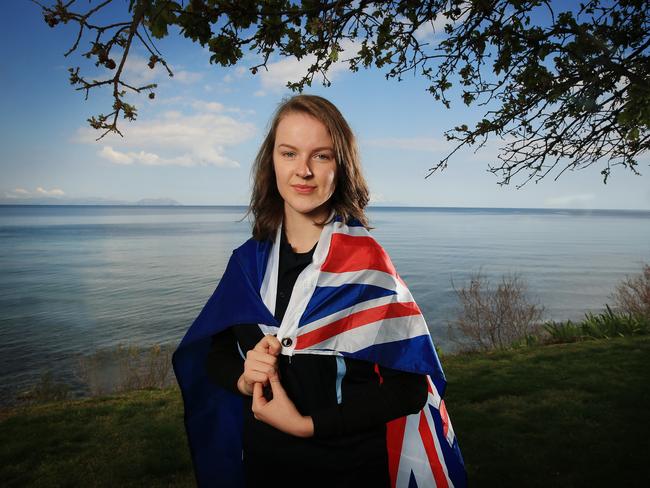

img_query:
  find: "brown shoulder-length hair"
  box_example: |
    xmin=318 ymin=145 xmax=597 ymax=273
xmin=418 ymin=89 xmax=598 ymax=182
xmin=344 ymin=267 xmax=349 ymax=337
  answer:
xmin=245 ymin=94 xmax=371 ymax=242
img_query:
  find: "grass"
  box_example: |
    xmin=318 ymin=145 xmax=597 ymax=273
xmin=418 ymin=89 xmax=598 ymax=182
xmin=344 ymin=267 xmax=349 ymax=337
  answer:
xmin=443 ymin=335 xmax=650 ymax=487
xmin=2 ymin=336 xmax=649 ymax=487
xmin=0 ymin=389 xmax=193 ymax=487
xmin=543 ymin=305 xmax=650 ymax=343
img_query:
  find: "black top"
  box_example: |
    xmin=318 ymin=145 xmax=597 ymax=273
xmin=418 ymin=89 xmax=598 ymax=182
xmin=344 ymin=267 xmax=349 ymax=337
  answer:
xmin=205 ymin=229 xmax=428 ymax=487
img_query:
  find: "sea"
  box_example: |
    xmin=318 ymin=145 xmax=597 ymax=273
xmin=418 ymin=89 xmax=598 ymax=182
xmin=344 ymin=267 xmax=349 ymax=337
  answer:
xmin=1 ymin=205 xmax=649 ymax=404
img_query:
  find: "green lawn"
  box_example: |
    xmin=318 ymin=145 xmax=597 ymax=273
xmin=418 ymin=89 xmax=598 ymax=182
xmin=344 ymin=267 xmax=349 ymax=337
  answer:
xmin=0 ymin=389 xmax=193 ymax=487
xmin=2 ymin=336 xmax=649 ymax=487
xmin=443 ymin=336 xmax=650 ymax=487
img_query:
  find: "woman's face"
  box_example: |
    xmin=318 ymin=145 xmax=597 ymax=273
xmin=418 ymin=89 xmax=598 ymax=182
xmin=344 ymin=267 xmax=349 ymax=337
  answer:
xmin=273 ymin=111 xmax=337 ymax=221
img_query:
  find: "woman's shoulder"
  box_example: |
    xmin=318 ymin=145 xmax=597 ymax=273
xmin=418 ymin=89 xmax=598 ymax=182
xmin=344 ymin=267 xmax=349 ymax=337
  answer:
xmin=334 ymin=213 xmax=366 ymax=229
xmin=231 ymin=236 xmax=273 ymax=262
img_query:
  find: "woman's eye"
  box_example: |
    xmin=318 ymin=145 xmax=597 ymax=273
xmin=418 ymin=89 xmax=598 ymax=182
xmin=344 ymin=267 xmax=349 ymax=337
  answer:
xmin=282 ymin=151 xmax=295 ymax=158
xmin=315 ymin=153 xmax=331 ymax=160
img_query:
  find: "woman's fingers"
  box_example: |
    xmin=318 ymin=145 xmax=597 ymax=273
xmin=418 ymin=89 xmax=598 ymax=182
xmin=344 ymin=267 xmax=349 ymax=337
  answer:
xmin=245 ymin=338 xmax=280 ymax=387
xmin=253 ymin=334 xmax=282 ymax=356
xmin=265 ymin=335 xmax=282 ymax=355
xmin=244 ymin=355 xmax=277 ymax=379
xmin=246 ymin=349 xmax=278 ymax=367
xmin=252 ymin=382 xmax=266 ymax=417
xmin=244 ymin=336 xmax=282 ymax=393
xmin=245 ymin=370 xmax=271 ymax=384
xmin=268 ymin=371 xmax=286 ymax=399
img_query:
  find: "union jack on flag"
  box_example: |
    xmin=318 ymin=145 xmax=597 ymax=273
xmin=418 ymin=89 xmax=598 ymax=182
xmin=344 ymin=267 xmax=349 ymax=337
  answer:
xmin=386 ymin=376 xmax=465 ymax=487
xmin=262 ymin=215 xmax=468 ymax=487
xmin=173 ymin=213 xmax=466 ymax=487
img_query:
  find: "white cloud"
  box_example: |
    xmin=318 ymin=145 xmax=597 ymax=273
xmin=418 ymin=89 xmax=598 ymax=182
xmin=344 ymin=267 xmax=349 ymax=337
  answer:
xmin=412 ymin=13 xmax=456 ymax=42
xmin=258 ymin=56 xmax=310 ymax=92
xmin=222 ymin=67 xmax=248 ymax=83
xmin=191 ymin=101 xmax=224 ymax=112
xmin=406 ymin=3 xmax=469 ymax=42
xmin=77 ymin=106 xmax=256 ymax=168
xmin=223 ymin=106 xmax=256 ymax=115
xmin=155 ymin=96 xmax=254 ymax=114
xmin=6 ymin=187 xmax=66 ymax=198
xmin=99 ymin=146 xmax=134 ymax=165
xmin=36 ymin=187 xmax=65 ymax=196
xmin=122 ymin=54 xmax=161 ymax=86
xmin=117 ymin=54 xmax=202 ymax=87
xmin=174 ymin=70 xmax=203 ymax=84
xmin=99 ymin=146 xmax=195 ymax=166
xmin=544 ymin=194 xmax=596 ymax=206
xmin=162 ymin=110 xmax=182 ymax=119
xmin=257 ymin=38 xmax=360 ymax=93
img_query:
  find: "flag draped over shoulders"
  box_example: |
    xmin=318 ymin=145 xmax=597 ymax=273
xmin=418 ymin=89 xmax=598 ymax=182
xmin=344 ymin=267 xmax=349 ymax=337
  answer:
xmin=173 ymin=215 xmax=467 ymax=488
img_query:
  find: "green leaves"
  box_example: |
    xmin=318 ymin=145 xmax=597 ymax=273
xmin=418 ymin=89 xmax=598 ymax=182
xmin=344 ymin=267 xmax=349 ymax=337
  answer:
xmin=42 ymin=0 xmax=650 ymax=184
xmin=208 ymin=34 xmax=243 ymax=66
xmin=146 ymin=1 xmax=182 ymax=39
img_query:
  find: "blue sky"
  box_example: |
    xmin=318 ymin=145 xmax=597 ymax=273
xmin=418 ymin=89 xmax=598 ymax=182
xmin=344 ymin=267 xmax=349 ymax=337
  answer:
xmin=2 ymin=1 xmax=649 ymax=209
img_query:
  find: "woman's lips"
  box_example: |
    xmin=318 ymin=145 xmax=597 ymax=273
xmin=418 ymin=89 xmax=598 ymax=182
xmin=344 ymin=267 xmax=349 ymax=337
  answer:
xmin=292 ymin=185 xmax=316 ymax=194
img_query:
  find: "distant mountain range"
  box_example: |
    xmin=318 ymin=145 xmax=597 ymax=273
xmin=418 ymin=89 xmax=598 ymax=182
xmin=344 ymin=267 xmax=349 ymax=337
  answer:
xmin=0 ymin=196 xmax=182 ymax=206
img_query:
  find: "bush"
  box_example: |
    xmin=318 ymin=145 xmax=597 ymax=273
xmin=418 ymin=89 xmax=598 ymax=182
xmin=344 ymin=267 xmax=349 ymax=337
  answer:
xmin=611 ymin=263 xmax=650 ymax=319
xmin=449 ymin=271 xmax=545 ymax=351
xmin=15 ymin=371 xmax=71 ymax=405
xmin=75 ymin=343 xmax=175 ymax=397
xmin=543 ymin=320 xmax=583 ymax=343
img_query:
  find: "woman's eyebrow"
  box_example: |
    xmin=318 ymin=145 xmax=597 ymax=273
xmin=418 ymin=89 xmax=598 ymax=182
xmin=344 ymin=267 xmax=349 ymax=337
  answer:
xmin=278 ymin=143 xmax=334 ymax=152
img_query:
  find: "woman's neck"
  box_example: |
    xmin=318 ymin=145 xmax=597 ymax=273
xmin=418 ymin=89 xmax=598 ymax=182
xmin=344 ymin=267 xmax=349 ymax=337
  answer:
xmin=282 ymin=205 xmax=330 ymax=253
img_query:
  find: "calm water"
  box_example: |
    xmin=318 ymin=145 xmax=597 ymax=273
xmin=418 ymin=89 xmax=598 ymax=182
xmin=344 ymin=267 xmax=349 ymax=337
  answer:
xmin=1 ymin=205 xmax=649 ymax=402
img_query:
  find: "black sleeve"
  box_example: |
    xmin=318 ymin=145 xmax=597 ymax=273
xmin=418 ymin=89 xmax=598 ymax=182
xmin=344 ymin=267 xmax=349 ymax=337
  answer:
xmin=204 ymin=327 xmax=245 ymax=395
xmin=310 ymin=360 xmax=428 ymax=438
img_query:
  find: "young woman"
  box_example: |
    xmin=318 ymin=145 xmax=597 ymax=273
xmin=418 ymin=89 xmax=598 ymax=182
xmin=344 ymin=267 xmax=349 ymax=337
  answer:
xmin=173 ymin=95 xmax=466 ymax=488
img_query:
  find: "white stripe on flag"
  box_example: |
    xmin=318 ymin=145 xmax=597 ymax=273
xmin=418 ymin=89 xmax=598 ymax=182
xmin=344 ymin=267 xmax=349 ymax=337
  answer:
xmin=427 ymin=378 xmax=456 ymax=448
xmin=299 ymin=293 xmax=399 ymax=335
xmin=422 ymin=395 xmax=454 ymax=487
xmin=396 ymin=412 xmax=437 ymax=488
xmin=317 ymin=269 xmax=399 ymax=291
xmin=332 ymin=226 xmax=369 ymax=237
xmin=428 ymin=376 xmax=442 ymax=408
xmin=298 ymin=314 xmax=429 ymax=354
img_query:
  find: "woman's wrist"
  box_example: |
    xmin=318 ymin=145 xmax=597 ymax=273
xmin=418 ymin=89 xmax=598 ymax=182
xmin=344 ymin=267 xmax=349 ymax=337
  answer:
xmin=295 ymin=415 xmax=315 ymax=438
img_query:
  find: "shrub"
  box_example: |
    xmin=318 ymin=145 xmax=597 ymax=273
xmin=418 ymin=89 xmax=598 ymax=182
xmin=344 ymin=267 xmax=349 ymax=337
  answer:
xmin=115 ymin=343 xmax=174 ymax=392
xmin=611 ymin=263 xmax=650 ymax=319
xmin=15 ymin=370 xmax=71 ymax=404
xmin=75 ymin=343 xmax=175 ymax=396
xmin=582 ymin=304 xmax=649 ymax=337
xmin=543 ymin=320 xmax=583 ymax=343
xmin=449 ymin=271 xmax=545 ymax=351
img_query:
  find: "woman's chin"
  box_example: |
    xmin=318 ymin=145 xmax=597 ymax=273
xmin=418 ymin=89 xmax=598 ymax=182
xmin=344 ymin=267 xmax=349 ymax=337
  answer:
xmin=284 ymin=200 xmax=330 ymax=219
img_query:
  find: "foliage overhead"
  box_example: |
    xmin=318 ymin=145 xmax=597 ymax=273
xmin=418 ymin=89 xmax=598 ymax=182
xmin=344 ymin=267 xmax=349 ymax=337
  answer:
xmin=37 ymin=0 xmax=650 ymax=186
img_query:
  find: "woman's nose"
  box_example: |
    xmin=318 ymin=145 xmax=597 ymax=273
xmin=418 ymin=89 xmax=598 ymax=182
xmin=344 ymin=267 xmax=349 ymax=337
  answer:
xmin=295 ymin=157 xmax=313 ymax=178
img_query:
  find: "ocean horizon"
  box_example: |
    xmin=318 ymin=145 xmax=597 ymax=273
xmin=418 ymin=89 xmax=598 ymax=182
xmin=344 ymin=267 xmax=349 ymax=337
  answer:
xmin=2 ymin=202 xmax=650 ymax=212
xmin=1 ymin=204 xmax=649 ymax=404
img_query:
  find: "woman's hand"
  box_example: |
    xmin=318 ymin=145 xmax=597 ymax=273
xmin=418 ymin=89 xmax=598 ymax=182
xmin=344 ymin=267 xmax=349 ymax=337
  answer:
xmin=252 ymin=374 xmax=314 ymax=438
xmin=237 ymin=334 xmax=281 ymax=397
